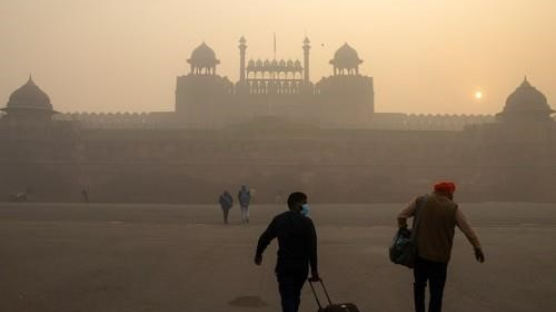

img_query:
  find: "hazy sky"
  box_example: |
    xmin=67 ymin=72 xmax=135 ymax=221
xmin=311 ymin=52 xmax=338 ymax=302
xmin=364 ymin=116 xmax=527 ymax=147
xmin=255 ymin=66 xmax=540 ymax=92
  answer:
xmin=1 ymin=0 xmax=555 ymax=114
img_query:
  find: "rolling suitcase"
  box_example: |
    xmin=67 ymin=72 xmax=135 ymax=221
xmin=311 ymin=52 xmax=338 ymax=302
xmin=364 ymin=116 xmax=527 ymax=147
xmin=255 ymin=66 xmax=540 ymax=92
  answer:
xmin=308 ymin=279 xmax=360 ymax=312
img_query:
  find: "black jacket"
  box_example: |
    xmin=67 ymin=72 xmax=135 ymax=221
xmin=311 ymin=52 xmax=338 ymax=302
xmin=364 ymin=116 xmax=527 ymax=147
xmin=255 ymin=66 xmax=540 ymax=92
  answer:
xmin=256 ymin=210 xmax=318 ymax=275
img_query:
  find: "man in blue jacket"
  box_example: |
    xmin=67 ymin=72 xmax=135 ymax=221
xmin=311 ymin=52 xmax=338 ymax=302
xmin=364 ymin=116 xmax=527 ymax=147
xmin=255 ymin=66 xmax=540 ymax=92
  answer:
xmin=218 ymin=191 xmax=233 ymax=224
xmin=255 ymin=192 xmax=320 ymax=312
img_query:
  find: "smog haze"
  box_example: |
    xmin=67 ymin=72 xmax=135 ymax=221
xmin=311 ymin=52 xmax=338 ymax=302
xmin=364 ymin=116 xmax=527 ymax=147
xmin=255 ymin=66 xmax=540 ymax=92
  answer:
xmin=1 ymin=0 xmax=555 ymax=114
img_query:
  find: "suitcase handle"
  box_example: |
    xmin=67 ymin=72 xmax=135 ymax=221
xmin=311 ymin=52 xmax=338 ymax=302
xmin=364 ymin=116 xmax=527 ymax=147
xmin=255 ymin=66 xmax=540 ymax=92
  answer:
xmin=308 ymin=278 xmax=333 ymax=309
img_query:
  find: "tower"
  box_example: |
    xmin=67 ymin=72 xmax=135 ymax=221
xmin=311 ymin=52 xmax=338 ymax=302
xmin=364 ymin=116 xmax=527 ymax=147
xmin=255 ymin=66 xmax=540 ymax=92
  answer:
xmin=303 ymin=37 xmax=311 ymax=83
xmin=177 ymin=43 xmax=233 ymax=127
xmin=316 ymin=43 xmax=374 ymax=125
xmin=239 ymin=36 xmax=247 ymax=82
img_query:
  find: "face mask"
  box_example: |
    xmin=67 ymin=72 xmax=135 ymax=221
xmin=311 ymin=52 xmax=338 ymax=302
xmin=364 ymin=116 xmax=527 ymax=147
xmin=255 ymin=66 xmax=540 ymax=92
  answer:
xmin=300 ymin=204 xmax=310 ymax=216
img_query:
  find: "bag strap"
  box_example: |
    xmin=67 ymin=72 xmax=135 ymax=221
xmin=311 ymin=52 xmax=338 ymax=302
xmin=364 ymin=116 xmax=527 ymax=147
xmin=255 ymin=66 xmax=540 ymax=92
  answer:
xmin=410 ymin=195 xmax=428 ymax=241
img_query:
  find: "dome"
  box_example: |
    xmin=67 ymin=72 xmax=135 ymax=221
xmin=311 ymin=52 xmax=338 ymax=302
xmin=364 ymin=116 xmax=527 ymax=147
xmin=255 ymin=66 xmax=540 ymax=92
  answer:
xmin=5 ymin=76 xmax=53 ymax=111
xmin=187 ymin=42 xmax=220 ymax=66
xmin=330 ymin=43 xmax=363 ymax=68
xmin=500 ymin=77 xmax=554 ymax=120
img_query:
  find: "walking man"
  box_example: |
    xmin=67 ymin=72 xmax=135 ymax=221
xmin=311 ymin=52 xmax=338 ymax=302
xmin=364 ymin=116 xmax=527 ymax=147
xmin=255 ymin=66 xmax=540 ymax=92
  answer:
xmin=238 ymin=185 xmax=252 ymax=224
xmin=255 ymin=192 xmax=320 ymax=312
xmin=218 ymin=190 xmax=233 ymax=224
xmin=398 ymin=182 xmax=485 ymax=312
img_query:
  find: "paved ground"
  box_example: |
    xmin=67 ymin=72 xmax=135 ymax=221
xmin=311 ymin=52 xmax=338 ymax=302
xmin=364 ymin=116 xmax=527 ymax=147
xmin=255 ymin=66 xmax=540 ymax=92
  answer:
xmin=0 ymin=202 xmax=554 ymax=312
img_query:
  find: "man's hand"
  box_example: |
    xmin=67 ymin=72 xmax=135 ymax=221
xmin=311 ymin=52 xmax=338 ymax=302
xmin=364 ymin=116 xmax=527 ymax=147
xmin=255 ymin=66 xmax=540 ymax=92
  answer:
xmin=254 ymin=254 xmax=263 ymax=266
xmin=474 ymin=247 xmax=485 ymax=263
xmin=398 ymin=226 xmax=411 ymax=236
xmin=308 ymin=272 xmax=321 ymax=282
xmin=397 ymin=218 xmax=408 ymax=229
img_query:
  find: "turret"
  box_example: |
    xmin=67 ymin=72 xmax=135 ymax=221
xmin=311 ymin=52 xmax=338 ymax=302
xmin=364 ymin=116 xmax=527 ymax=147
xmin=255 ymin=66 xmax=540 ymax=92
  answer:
xmin=1 ymin=76 xmax=57 ymax=125
xmin=498 ymin=77 xmax=555 ymax=123
xmin=330 ymin=43 xmax=363 ymax=76
xmin=239 ymin=36 xmax=247 ymax=82
xmin=187 ymin=42 xmax=220 ymax=75
xmin=303 ymin=37 xmax=311 ymax=83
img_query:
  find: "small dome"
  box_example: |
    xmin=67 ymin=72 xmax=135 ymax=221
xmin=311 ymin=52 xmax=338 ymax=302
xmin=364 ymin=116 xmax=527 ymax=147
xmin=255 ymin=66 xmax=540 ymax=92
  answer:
xmin=187 ymin=42 xmax=220 ymax=66
xmin=6 ymin=76 xmax=53 ymax=111
xmin=330 ymin=43 xmax=363 ymax=68
xmin=500 ymin=78 xmax=554 ymax=120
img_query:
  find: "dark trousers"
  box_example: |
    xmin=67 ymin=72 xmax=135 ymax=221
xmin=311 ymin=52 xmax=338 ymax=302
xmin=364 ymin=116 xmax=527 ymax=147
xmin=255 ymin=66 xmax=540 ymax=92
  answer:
xmin=413 ymin=257 xmax=448 ymax=312
xmin=277 ymin=272 xmax=307 ymax=312
xmin=221 ymin=208 xmax=230 ymax=224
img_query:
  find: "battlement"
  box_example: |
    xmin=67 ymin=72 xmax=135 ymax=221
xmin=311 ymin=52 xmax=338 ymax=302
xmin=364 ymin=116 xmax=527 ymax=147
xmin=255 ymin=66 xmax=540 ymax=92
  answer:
xmin=50 ymin=111 xmax=497 ymax=131
xmin=54 ymin=112 xmax=170 ymax=129
xmin=369 ymin=113 xmax=495 ymax=131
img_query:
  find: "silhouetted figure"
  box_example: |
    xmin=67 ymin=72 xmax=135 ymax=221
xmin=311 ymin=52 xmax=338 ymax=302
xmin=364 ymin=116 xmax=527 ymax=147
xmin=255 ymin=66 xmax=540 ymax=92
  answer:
xmin=9 ymin=192 xmax=27 ymax=202
xmin=81 ymin=189 xmax=89 ymax=203
xmin=9 ymin=187 xmax=32 ymax=202
xmin=238 ymin=185 xmax=252 ymax=224
xmin=218 ymin=191 xmax=233 ymax=224
xmin=398 ymin=182 xmax=485 ymax=312
xmin=255 ymin=192 xmax=320 ymax=312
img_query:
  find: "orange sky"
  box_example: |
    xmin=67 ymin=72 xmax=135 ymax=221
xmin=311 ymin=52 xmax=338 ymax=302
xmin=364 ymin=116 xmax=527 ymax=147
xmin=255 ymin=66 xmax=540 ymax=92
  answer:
xmin=0 ymin=0 xmax=555 ymax=114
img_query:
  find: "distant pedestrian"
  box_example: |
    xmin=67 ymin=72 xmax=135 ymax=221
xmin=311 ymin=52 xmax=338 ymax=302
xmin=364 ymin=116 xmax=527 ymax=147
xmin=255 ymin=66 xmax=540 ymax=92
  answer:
xmin=397 ymin=182 xmax=485 ymax=312
xmin=238 ymin=185 xmax=252 ymax=224
xmin=255 ymin=191 xmax=320 ymax=312
xmin=218 ymin=191 xmax=233 ymax=224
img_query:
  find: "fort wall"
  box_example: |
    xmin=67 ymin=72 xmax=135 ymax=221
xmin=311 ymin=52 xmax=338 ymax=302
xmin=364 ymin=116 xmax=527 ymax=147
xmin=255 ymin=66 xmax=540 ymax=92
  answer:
xmin=2 ymin=42 xmax=555 ymax=203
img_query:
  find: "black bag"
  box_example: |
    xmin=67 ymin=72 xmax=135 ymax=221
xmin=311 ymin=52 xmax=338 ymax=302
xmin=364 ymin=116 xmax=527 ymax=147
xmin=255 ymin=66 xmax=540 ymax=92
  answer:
xmin=308 ymin=279 xmax=360 ymax=312
xmin=389 ymin=195 xmax=427 ymax=268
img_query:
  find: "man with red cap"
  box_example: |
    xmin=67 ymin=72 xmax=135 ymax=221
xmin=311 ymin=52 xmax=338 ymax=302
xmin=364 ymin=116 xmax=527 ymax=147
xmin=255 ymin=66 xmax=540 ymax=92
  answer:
xmin=397 ymin=181 xmax=485 ymax=312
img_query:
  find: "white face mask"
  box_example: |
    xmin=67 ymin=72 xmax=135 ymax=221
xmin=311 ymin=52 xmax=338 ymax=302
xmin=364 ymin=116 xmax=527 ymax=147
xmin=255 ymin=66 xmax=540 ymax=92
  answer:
xmin=300 ymin=204 xmax=310 ymax=216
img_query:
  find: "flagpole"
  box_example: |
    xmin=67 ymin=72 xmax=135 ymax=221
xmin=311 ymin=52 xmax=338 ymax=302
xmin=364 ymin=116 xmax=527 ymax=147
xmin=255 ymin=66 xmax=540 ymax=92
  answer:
xmin=273 ymin=33 xmax=276 ymax=60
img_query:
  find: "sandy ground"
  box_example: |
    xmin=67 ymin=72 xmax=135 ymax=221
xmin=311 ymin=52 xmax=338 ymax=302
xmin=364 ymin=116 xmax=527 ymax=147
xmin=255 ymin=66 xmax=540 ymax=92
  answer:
xmin=0 ymin=202 xmax=555 ymax=312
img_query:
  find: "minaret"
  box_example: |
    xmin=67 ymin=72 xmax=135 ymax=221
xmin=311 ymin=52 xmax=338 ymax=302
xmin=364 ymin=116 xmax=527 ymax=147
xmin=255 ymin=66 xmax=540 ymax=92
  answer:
xmin=239 ymin=36 xmax=247 ymax=82
xmin=303 ymin=37 xmax=311 ymax=83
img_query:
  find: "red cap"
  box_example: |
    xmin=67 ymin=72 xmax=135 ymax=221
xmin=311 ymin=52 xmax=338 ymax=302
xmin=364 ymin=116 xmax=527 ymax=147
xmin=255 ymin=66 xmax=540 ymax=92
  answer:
xmin=434 ymin=182 xmax=456 ymax=194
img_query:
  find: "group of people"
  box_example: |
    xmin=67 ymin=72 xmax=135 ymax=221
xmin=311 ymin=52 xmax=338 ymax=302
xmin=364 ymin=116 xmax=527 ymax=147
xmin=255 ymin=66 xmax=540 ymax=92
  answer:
xmin=254 ymin=182 xmax=485 ymax=312
xmin=218 ymin=185 xmax=252 ymax=224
